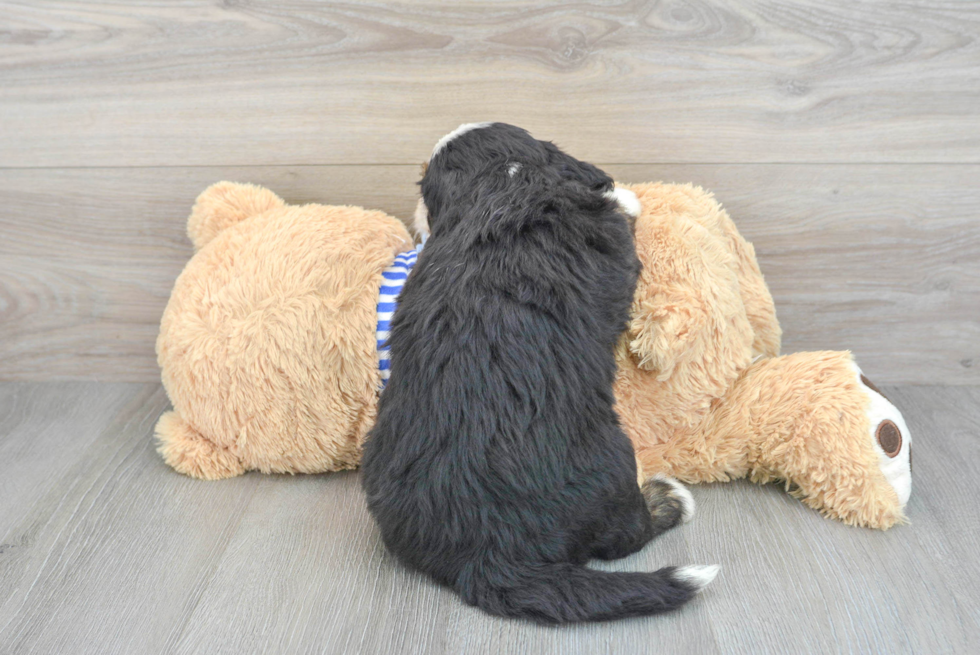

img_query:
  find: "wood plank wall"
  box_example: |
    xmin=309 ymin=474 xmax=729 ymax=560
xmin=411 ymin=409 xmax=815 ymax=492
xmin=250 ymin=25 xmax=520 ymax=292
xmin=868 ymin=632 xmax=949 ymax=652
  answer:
xmin=1 ymin=1 xmax=978 ymax=383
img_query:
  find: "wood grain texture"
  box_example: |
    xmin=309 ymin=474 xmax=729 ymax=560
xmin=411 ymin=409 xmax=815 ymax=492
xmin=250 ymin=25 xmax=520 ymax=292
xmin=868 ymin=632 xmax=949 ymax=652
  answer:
xmin=0 ymin=383 xmax=262 ymax=654
xmin=2 ymin=1 xmax=977 ymax=651
xmin=1 ymin=1 xmax=979 ymax=167
xmin=0 ymin=382 xmax=138 ymax=536
xmin=2 ymin=164 xmax=977 ymax=383
xmin=0 ymin=382 xmax=978 ymax=653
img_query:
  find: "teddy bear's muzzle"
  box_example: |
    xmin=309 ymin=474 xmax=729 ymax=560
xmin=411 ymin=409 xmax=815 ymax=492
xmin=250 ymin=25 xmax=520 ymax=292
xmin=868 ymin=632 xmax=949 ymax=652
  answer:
xmin=858 ymin=372 xmax=913 ymax=508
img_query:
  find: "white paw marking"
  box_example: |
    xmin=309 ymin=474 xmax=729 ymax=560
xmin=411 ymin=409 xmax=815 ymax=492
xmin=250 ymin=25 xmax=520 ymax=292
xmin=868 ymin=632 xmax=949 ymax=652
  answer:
xmin=851 ymin=362 xmax=912 ymax=507
xmin=675 ymin=565 xmax=721 ymax=591
xmin=604 ymin=187 xmax=641 ymax=218
xmin=653 ymin=474 xmax=696 ymax=522
xmin=431 ymin=122 xmax=493 ymax=158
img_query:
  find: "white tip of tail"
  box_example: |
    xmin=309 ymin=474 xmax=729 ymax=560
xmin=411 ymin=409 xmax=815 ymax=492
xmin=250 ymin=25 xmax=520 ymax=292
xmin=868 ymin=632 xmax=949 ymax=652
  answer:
xmin=653 ymin=474 xmax=696 ymax=522
xmin=675 ymin=565 xmax=721 ymax=591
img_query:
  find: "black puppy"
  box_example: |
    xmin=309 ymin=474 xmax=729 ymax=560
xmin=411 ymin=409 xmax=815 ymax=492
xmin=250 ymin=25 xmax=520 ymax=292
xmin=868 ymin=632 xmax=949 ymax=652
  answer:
xmin=361 ymin=123 xmax=717 ymax=623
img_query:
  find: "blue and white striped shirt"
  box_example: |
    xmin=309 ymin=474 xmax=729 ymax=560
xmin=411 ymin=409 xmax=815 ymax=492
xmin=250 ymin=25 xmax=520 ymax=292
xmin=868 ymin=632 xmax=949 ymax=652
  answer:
xmin=376 ymin=249 xmax=419 ymax=386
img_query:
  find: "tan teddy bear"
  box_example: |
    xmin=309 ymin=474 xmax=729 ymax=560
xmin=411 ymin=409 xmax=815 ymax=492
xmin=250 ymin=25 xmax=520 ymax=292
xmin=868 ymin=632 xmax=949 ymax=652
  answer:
xmin=615 ymin=183 xmax=911 ymax=529
xmin=155 ymin=181 xmax=912 ymax=529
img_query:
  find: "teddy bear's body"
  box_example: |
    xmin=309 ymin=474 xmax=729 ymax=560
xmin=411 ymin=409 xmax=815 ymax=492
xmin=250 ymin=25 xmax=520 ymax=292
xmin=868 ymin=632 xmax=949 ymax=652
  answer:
xmin=156 ymin=183 xmax=412 ymax=478
xmin=156 ymin=181 xmax=912 ymax=529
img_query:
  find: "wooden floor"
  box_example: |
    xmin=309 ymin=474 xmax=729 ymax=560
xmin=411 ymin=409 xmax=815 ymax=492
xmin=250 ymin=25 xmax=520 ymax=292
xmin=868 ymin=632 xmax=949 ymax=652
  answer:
xmin=0 ymin=382 xmax=977 ymax=654
xmin=2 ymin=1 xmax=979 ymax=653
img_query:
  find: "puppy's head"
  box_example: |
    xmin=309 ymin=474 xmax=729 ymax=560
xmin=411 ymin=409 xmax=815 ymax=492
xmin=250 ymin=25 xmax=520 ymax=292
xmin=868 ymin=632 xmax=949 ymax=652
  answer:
xmin=414 ymin=122 xmax=639 ymax=239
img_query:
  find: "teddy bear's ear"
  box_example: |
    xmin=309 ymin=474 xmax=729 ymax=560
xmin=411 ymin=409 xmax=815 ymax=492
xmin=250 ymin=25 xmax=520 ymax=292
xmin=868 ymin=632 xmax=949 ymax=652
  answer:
xmin=187 ymin=181 xmax=285 ymax=251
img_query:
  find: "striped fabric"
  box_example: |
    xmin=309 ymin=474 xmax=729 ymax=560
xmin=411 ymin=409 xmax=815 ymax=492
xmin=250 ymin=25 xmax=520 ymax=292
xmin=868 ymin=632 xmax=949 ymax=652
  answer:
xmin=377 ymin=249 xmax=418 ymax=386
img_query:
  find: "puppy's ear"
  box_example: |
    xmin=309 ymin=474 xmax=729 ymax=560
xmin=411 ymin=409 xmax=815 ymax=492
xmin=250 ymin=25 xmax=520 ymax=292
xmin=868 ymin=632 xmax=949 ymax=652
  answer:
xmin=543 ymin=141 xmax=613 ymax=191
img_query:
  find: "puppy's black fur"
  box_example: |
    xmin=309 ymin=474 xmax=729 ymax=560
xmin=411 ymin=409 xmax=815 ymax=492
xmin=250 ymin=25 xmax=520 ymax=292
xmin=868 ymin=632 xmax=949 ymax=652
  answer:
xmin=361 ymin=123 xmax=703 ymax=623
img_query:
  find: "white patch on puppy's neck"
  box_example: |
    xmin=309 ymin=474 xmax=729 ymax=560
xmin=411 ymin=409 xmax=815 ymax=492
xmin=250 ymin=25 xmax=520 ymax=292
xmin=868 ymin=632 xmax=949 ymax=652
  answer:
xmin=604 ymin=186 xmax=641 ymax=218
xmin=431 ymin=122 xmax=493 ymax=158
xmin=413 ymin=198 xmax=430 ymax=239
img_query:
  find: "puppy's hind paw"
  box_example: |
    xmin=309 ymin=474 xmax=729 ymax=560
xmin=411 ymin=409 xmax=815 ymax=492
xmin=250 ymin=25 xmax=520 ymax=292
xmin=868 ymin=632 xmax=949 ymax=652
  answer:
xmin=641 ymin=475 xmax=695 ymax=533
xmin=655 ymin=475 xmax=696 ymax=522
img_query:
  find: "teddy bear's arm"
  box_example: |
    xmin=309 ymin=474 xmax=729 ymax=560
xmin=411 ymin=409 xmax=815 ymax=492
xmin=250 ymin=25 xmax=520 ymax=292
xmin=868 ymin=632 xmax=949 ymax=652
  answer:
xmin=643 ymin=182 xmax=781 ymax=359
xmin=715 ymin=216 xmax=781 ymax=358
xmin=626 ymin=212 xmax=753 ymax=381
xmin=628 ymin=280 xmax=709 ymax=380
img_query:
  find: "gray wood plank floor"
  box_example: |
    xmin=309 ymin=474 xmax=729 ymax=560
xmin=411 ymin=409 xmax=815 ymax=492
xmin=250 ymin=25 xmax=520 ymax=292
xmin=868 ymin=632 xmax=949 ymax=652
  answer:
xmin=1 ymin=382 xmax=977 ymax=654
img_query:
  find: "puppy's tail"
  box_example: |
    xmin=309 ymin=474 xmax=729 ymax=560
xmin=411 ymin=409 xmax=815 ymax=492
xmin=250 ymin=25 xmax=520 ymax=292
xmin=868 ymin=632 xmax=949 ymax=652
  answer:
xmin=464 ymin=561 xmax=719 ymax=624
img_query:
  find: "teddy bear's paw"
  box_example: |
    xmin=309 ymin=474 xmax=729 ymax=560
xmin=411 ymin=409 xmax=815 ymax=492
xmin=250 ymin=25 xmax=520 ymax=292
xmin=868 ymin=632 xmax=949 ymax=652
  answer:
xmin=853 ymin=364 xmax=913 ymax=508
xmin=155 ymin=411 xmax=246 ymax=480
xmin=641 ymin=475 xmax=696 ymax=532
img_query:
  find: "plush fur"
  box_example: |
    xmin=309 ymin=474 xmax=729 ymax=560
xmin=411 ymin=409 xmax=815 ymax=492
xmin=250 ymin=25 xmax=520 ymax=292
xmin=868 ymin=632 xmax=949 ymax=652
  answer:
xmin=360 ymin=123 xmax=713 ymax=623
xmin=155 ymin=178 xmax=911 ymax=530
xmin=155 ymin=182 xmax=412 ymax=478
xmin=614 ymin=182 xmax=911 ymax=529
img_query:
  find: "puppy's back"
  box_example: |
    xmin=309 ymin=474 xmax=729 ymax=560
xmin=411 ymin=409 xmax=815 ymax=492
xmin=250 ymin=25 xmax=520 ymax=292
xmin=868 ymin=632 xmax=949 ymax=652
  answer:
xmin=362 ymin=123 xmax=715 ymax=623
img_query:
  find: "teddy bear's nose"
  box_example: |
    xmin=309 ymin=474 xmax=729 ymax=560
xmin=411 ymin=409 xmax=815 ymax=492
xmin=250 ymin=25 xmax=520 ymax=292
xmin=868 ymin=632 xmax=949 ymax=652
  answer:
xmin=877 ymin=420 xmax=902 ymax=457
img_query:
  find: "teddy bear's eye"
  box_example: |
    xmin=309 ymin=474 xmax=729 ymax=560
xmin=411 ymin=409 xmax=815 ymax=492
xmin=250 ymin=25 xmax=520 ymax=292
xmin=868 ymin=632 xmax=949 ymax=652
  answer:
xmin=876 ymin=420 xmax=902 ymax=457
